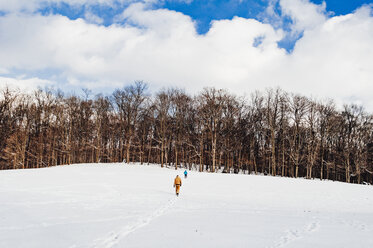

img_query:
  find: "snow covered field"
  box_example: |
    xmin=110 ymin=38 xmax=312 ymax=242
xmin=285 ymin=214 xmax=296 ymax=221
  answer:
xmin=1 ymin=163 xmax=372 ymax=248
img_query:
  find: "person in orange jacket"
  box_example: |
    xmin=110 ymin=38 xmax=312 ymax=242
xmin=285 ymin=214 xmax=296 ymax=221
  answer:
xmin=174 ymin=175 xmax=182 ymax=196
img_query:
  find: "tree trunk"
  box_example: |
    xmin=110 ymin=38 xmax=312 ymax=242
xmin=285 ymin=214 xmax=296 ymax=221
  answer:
xmin=199 ymin=138 xmax=203 ymax=172
xmin=161 ymin=140 xmax=164 ymax=168
xmin=211 ymin=130 xmax=216 ymax=172
xmin=346 ymin=153 xmax=350 ymax=183
xmin=271 ymin=128 xmax=276 ymax=176
xmin=175 ymin=144 xmax=178 ymax=170
xmin=281 ymin=139 xmax=285 ymax=177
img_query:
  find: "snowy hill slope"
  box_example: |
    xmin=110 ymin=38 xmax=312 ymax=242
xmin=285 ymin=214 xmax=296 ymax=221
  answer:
xmin=0 ymin=163 xmax=372 ymax=248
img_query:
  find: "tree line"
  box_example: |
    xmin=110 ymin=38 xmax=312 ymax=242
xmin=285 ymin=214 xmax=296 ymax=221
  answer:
xmin=1 ymin=82 xmax=372 ymax=184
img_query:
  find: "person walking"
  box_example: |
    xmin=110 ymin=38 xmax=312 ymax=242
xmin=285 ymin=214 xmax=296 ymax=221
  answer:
xmin=174 ymin=175 xmax=182 ymax=196
xmin=184 ymin=170 xmax=188 ymax=178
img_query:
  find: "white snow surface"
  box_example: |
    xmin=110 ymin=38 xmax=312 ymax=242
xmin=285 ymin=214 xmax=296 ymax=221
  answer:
xmin=0 ymin=163 xmax=373 ymax=248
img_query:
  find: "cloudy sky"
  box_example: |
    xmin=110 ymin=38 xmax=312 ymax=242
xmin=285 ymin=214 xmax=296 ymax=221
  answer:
xmin=0 ymin=0 xmax=372 ymax=109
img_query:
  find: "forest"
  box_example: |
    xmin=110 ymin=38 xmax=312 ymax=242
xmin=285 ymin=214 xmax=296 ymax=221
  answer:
xmin=1 ymin=81 xmax=372 ymax=184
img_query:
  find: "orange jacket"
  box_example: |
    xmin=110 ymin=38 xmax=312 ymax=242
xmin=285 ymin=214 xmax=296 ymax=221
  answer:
xmin=174 ymin=176 xmax=182 ymax=186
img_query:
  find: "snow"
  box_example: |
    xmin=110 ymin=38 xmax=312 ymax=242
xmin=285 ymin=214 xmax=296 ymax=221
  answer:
xmin=0 ymin=163 xmax=372 ymax=248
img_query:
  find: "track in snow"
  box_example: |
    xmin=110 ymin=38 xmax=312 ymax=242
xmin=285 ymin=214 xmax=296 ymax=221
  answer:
xmin=92 ymin=197 xmax=177 ymax=248
xmin=266 ymin=218 xmax=320 ymax=248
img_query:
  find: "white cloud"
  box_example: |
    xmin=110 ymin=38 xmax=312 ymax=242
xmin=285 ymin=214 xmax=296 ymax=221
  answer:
xmin=0 ymin=76 xmax=55 ymax=91
xmin=0 ymin=0 xmax=182 ymax=12
xmin=0 ymin=0 xmax=127 ymax=12
xmin=0 ymin=67 xmax=8 ymax=74
xmin=283 ymin=6 xmax=373 ymax=109
xmin=84 ymin=10 xmax=104 ymax=25
xmin=0 ymin=0 xmax=372 ymax=111
xmin=280 ymin=0 xmax=328 ymax=32
xmin=259 ymin=0 xmax=284 ymax=29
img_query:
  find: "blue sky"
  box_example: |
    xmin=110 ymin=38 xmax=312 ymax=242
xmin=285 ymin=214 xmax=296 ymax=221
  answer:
xmin=162 ymin=0 xmax=371 ymax=32
xmin=34 ymin=0 xmax=372 ymax=52
xmin=0 ymin=0 xmax=373 ymax=109
xmin=38 ymin=0 xmax=372 ymax=26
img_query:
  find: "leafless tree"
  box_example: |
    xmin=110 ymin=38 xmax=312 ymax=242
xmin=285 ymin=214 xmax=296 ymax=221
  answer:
xmin=1 ymin=84 xmax=372 ymax=185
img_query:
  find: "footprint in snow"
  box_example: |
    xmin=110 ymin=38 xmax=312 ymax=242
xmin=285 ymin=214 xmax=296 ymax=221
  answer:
xmin=91 ymin=198 xmax=177 ymax=248
xmin=267 ymin=219 xmax=320 ymax=248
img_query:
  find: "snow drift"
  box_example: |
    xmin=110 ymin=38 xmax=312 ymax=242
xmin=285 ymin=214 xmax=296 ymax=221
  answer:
xmin=0 ymin=163 xmax=372 ymax=247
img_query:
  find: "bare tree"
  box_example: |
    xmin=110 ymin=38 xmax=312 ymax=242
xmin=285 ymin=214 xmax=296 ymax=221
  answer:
xmin=1 ymin=85 xmax=372 ymax=185
xmin=288 ymin=94 xmax=308 ymax=178
xmin=113 ymin=81 xmax=148 ymax=163
xmin=197 ymin=88 xmax=228 ymax=172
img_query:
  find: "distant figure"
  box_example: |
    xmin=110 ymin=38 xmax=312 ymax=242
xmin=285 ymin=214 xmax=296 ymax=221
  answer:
xmin=174 ymin=175 xmax=182 ymax=196
xmin=184 ymin=170 xmax=188 ymax=178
